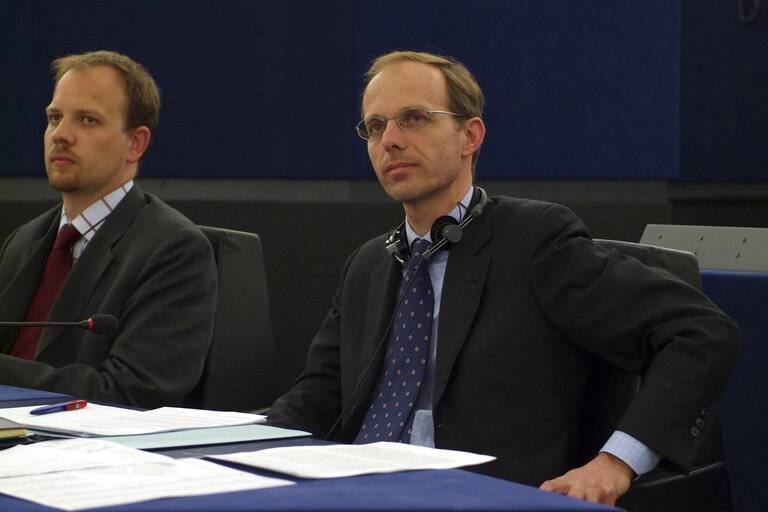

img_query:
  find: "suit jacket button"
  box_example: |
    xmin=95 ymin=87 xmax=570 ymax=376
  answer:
xmin=700 ymin=408 xmax=710 ymax=418
xmin=690 ymin=426 xmax=701 ymax=437
xmin=696 ymin=418 xmax=706 ymax=428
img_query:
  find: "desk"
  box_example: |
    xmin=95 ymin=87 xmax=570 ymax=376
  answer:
xmin=0 ymin=384 xmax=70 ymax=407
xmin=0 ymin=468 xmax=619 ymax=512
xmin=0 ymin=385 xmax=619 ymax=512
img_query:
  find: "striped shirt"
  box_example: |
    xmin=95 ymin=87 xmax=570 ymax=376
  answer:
xmin=59 ymin=181 xmax=134 ymax=262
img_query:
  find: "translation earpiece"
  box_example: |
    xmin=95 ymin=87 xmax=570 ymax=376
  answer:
xmin=430 ymin=216 xmax=462 ymax=245
xmin=386 ymin=187 xmax=489 ymax=264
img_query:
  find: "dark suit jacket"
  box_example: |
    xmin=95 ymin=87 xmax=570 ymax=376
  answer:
xmin=268 ymin=195 xmax=740 ymax=486
xmin=0 ymin=185 xmax=217 ymax=408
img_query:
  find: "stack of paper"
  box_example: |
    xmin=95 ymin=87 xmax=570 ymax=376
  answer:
xmin=0 ymin=418 xmax=26 ymax=441
xmin=0 ymin=403 xmax=266 ymax=437
xmin=0 ymin=439 xmax=293 ymax=511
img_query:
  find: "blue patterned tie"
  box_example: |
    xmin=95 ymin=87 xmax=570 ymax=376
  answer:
xmin=355 ymin=238 xmax=434 ymax=443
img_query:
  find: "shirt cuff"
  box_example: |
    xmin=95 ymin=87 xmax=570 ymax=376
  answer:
xmin=601 ymin=431 xmax=661 ymax=476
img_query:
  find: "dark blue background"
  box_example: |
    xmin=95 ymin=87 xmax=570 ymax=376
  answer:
xmin=1 ymin=1 xmax=765 ymax=181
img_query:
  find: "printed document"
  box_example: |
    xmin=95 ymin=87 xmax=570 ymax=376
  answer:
xmin=0 ymin=438 xmax=292 ymax=511
xmin=210 ymin=441 xmax=495 ymax=479
xmin=0 ymin=437 xmax=173 ymax=477
xmin=0 ymin=403 xmax=265 ymax=436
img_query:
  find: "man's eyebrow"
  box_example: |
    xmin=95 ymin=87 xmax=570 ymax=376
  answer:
xmin=364 ymin=105 xmax=427 ymax=118
xmin=45 ymin=107 xmax=103 ymax=117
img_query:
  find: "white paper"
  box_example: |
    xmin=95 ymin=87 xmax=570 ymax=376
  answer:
xmin=0 ymin=457 xmax=293 ymax=511
xmin=0 ymin=438 xmax=173 ymax=477
xmin=210 ymin=441 xmax=495 ymax=479
xmin=0 ymin=403 xmax=265 ymax=436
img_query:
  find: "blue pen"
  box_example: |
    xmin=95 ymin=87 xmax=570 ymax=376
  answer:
xmin=30 ymin=400 xmax=88 ymax=415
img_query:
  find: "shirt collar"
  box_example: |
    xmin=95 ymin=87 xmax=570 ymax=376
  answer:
xmin=405 ymin=186 xmax=475 ymax=246
xmin=60 ymin=180 xmax=134 ymax=241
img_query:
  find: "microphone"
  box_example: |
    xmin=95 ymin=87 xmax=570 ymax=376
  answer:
xmin=0 ymin=314 xmax=119 ymax=336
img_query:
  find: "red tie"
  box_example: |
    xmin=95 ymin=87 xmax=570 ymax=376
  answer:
xmin=11 ymin=224 xmax=81 ymax=359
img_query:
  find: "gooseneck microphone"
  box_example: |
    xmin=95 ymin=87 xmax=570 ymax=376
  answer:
xmin=0 ymin=314 xmax=119 ymax=336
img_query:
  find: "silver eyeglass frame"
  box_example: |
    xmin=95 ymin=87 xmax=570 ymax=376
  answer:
xmin=355 ymin=108 xmax=469 ymax=140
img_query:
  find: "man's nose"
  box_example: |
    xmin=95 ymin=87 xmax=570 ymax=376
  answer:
xmin=380 ymin=118 xmax=406 ymax=150
xmin=48 ymin=119 xmax=74 ymax=146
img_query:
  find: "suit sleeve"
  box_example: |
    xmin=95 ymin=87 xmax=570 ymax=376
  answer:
xmin=267 ymin=247 xmax=364 ymax=438
xmin=526 ymin=202 xmax=740 ymax=471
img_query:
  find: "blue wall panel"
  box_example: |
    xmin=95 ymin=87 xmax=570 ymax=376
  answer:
xmin=0 ymin=0 xmax=356 ymax=180
xmin=679 ymin=1 xmax=768 ymax=181
xmin=353 ymin=1 xmax=681 ymax=179
xmin=1 ymin=1 xmax=764 ymax=181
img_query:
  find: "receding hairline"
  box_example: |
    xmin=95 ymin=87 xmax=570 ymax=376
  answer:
xmin=50 ymin=65 xmax=130 ymax=126
xmin=53 ymin=64 xmax=128 ymax=91
xmin=361 ymin=60 xmax=449 ymax=114
xmin=360 ymin=51 xmax=483 ymax=117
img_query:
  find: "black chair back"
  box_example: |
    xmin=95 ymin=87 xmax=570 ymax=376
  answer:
xmin=185 ymin=226 xmax=281 ymax=412
xmin=587 ymin=240 xmax=733 ymax=512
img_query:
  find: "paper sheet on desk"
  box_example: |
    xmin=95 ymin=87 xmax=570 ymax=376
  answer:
xmin=210 ymin=441 xmax=496 ymax=479
xmin=103 ymin=423 xmax=310 ymax=450
xmin=0 ymin=439 xmax=292 ymax=511
xmin=0 ymin=438 xmax=174 ymax=477
xmin=0 ymin=403 xmax=265 ymax=436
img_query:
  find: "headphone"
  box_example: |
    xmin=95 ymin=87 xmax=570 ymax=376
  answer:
xmin=385 ymin=187 xmax=488 ymax=265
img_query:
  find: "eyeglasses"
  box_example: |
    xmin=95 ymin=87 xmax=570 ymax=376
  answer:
xmin=355 ymin=107 xmax=469 ymax=140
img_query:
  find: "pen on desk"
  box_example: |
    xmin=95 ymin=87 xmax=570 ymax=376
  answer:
xmin=30 ymin=400 xmax=88 ymax=415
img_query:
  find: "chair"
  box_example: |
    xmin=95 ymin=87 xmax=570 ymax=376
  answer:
xmin=582 ymin=239 xmax=734 ymax=512
xmin=184 ymin=226 xmax=281 ymax=412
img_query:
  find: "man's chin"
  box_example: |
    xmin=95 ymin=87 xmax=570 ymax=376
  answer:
xmin=47 ymin=175 xmax=79 ymax=193
xmin=382 ymin=182 xmax=431 ymax=205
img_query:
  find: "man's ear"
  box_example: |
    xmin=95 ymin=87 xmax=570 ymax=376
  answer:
xmin=462 ymin=117 xmax=485 ymax=159
xmin=126 ymin=126 xmax=151 ymax=164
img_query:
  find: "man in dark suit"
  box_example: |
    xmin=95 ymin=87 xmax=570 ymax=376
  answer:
xmin=0 ymin=51 xmax=217 ymax=409
xmin=266 ymin=51 xmax=739 ymax=506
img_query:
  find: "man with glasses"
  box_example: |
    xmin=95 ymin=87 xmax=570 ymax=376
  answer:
xmin=267 ymin=51 xmax=739 ymax=506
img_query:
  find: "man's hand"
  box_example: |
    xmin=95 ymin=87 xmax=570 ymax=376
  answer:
xmin=539 ymin=452 xmax=634 ymax=506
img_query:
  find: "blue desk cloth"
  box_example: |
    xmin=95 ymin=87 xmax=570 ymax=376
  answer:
xmin=0 ymin=468 xmax=619 ymax=512
xmin=0 ymin=384 xmax=71 ymax=408
xmin=0 ymin=384 xmax=620 ymax=512
xmin=701 ymin=270 xmax=768 ymax=512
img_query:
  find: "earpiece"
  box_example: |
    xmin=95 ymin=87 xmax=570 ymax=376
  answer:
xmin=430 ymin=216 xmax=462 ymax=245
xmin=386 ymin=187 xmax=488 ymax=264
xmin=384 ymin=222 xmax=410 ymax=266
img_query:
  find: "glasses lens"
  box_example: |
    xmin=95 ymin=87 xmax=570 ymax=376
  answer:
xmin=356 ymin=120 xmax=371 ymax=139
xmin=362 ymin=117 xmax=386 ymax=139
xmin=399 ymin=108 xmax=429 ymax=130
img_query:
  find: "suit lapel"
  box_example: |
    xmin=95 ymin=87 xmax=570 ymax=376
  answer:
xmin=349 ymin=253 xmax=401 ymax=406
xmin=36 ymin=187 xmax=146 ymax=356
xmin=433 ymin=213 xmax=492 ymax=406
xmin=337 ymin=247 xmax=402 ymax=439
xmin=0 ymin=211 xmax=60 ymax=352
